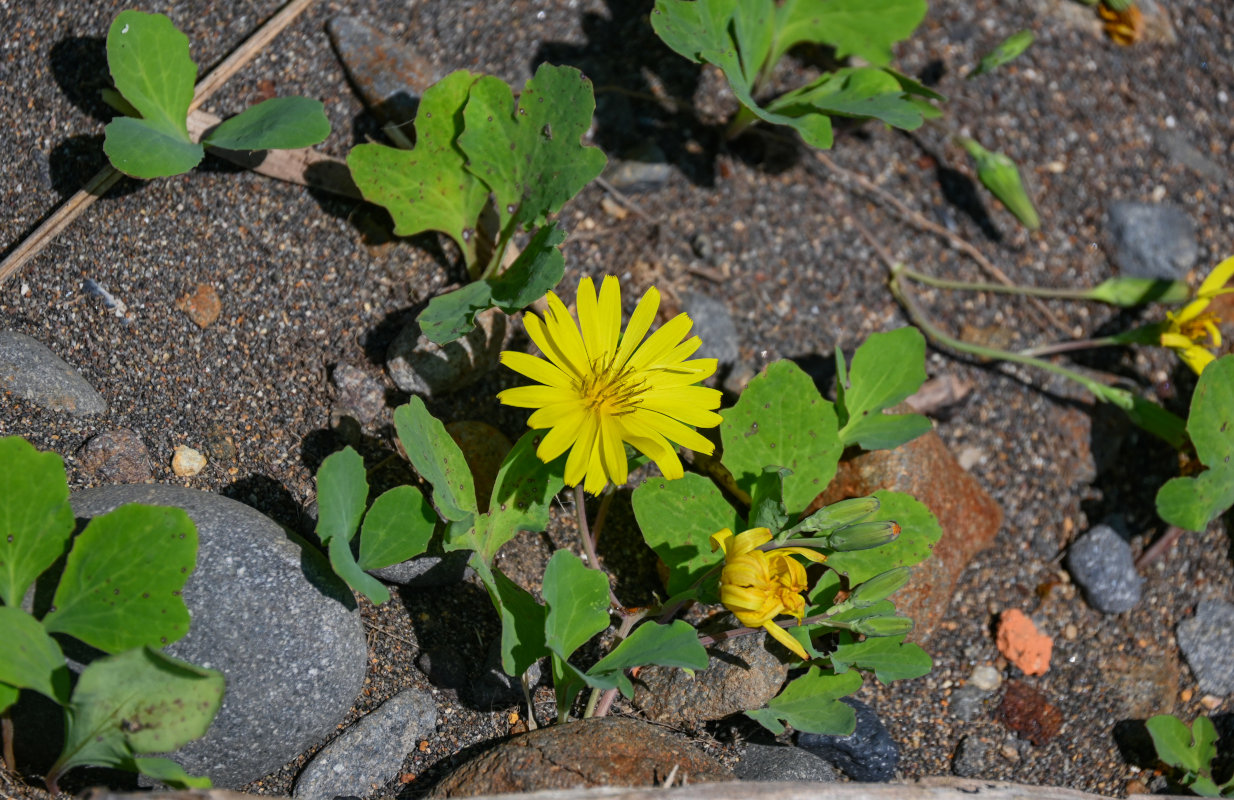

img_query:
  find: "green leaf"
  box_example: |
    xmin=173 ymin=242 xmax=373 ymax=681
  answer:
xmin=347 ymin=70 xmax=489 ymax=265
xmin=480 ymin=431 xmax=566 ymax=562
xmin=960 ymin=137 xmax=1041 ymax=230
xmin=0 ymin=682 xmax=19 ymax=715
xmin=720 ymin=360 xmax=842 ymax=516
xmin=586 ymin=620 xmax=708 ymax=697
xmin=417 ymin=224 xmax=568 ymax=345
xmin=836 ymin=327 xmax=931 ymax=450
xmin=357 ymin=486 xmax=436 ymax=571
xmin=828 ymin=634 xmax=932 ymax=683
xmin=483 ymin=563 xmax=547 ymax=677
xmin=0 ymin=436 xmax=75 ymax=607
xmin=543 ymin=550 xmax=610 ymax=661
xmin=0 ymin=606 xmax=70 ymax=704
xmin=327 ymin=533 xmax=390 ymax=606
xmin=771 ymin=0 xmax=928 ymax=67
xmin=772 ymin=68 xmax=924 ymax=131
xmin=47 ymin=647 xmax=222 ymax=787
xmin=631 ymin=472 xmax=743 ymax=598
xmin=202 ymin=97 xmax=331 ymax=151
xmin=104 ymin=117 xmax=204 ymax=179
xmin=1157 ymin=356 xmax=1234 ymax=531
xmin=1084 ymin=277 xmax=1189 ymax=306
xmin=748 ymin=467 xmax=790 ymax=533
xmin=315 ymin=447 xmax=368 ymax=548
xmin=459 ymin=63 xmax=607 ymax=235
xmin=970 ymin=30 xmax=1035 ymax=78
xmin=1146 ymin=714 xmax=1210 ymax=775
xmin=745 ymin=667 xmax=862 ymax=736
xmin=42 ymin=504 xmax=196 ymax=653
xmin=130 ymin=757 xmax=212 ymax=789
xmin=488 ymin=223 xmax=568 ymax=313
xmin=550 ymin=652 xmax=591 ymax=721
xmin=103 ymin=11 xmax=200 ymax=179
xmin=394 ymin=398 xmax=479 ymax=523
xmin=825 ymin=490 xmax=940 ymax=584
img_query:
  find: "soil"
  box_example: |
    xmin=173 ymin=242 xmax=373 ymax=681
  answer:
xmin=2 ymin=0 xmax=1233 ymax=798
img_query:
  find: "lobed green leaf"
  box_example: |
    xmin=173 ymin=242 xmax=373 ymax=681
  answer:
xmin=543 ymin=550 xmax=610 ymax=661
xmin=42 ymin=504 xmax=196 ymax=653
xmin=745 ymin=667 xmax=862 ymax=736
xmin=836 ymin=326 xmax=931 ymax=450
xmin=0 ymin=436 xmax=75 ymax=607
xmin=828 ymin=634 xmax=932 ymax=683
xmin=1156 ymin=356 xmax=1234 ymax=531
xmin=482 ymin=563 xmax=546 ymax=677
xmin=586 ymin=620 xmax=709 ymax=698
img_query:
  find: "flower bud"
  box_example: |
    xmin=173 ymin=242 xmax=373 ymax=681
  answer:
xmin=825 ymin=520 xmax=900 ymax=551
xmin=795 ymin=496 xmax=880 ymax=535
xmin=849 ymin=567 xmax=912 ymax=607
xmin=849 ymin=615 xmax=914 ymax=637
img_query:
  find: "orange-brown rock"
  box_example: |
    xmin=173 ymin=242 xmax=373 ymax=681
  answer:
xmin=429 ymin=717 xmax=732 ymax=798
xmin=811 ymin=429 xmax=1003 ymax=641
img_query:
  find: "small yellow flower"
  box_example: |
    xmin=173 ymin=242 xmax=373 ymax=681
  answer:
xmin=498 ymin=276 xmax=723 ymax=494
xmin=710 ymin=527 xmax=827 ymax=661
xmin=1160 ymin=255 xmax=1234 ymax=374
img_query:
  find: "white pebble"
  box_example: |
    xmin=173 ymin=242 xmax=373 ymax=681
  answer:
xmin=172 ymin=445 xmax=207 ymax=477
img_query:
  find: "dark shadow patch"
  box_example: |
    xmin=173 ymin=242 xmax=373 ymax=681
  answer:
xmin=50 ymin=36 xmax=115 ymax=123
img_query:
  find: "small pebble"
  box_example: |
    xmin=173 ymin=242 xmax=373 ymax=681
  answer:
xmin=1200 ymin=695 xmax=1223 ymax=711
xmin=171 ymin=445 xmax=207 ymax=477
xmin=952 ymin=735 xmax=989 ymax=777
xmin=175 ymin=284 xmax=222 ymax=328
xmin=970 ymin=665 xmax=1002 ymax=692
xmin=1177 ymin=599 xmax=1234 ymax=696
xmin=1066 ymin=524 xmax=1143 ymax=613
xmin=949 ymin=686 xmax=988 ymax=722
xmin=1063 ymin=623 xmax=1078 ymax=641
xmin=1000 ymin=743 xmax=1021 ymax=763
xmin=76 ymin=429 xmax=153 ymax=483
xmin=996 ymin=609 xmax=1053 ymax=676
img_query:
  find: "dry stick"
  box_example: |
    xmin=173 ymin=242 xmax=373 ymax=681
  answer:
xmin=1134 ymin=524 xmax=1185 ymax=569
xmin=810 ymin=151 xmax=1069 ymax=336
xmin=0 ymin=0 xmax=319 ymax=289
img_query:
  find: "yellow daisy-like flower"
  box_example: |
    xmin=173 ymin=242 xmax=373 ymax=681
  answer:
xmin=1160 ymin=255 xmax=1234 ymax=374
xmin=498 ymin=276 xmax=723 ymax=494
xmin=710 ymin=527 xmax=827 ymax=661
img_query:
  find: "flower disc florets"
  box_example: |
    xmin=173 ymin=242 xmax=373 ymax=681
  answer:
xmin=498 ymin=276 xmax=723 ymax=494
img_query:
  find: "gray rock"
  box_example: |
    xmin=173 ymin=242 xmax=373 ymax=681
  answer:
xmin=950 ymin=686 xmax=990 ymax=722
xmin=604 ymin=142 xmax=672 ymax=194
xmin=952 ymin=735 xmax=990 ymax=778
xmin=1177 ymin=599 xmax=1234 ymax=696
xmin=331 ymin=364 xmax=387 ymax=425
xmin=633 ymin=633 xmax=788 ymax=725
xmin=69 ymin=485 xmax=367 ymax=788
xmin=75 ymin=429 xmax=153 ymax=483
xmin=736 ymin=742 xmax=839 ymax=782
xmin=1155 ymin=131 xmax=1226 ymax=182
xmin=386 ymin=307 xmax=506 ymax=397
xmin=679 ymin=292 xmax=738 ymax=368
xmin=1066 ymin=524 xmax=1144 ymax=614
xmin=369 ymin=551 xmax=473 ymax=588
xmin=1106 ymin=202 xmax=1198 ymax=280
xmin=797 ymin=697 xmax=899 ymax=782
xmin=471 ymin=639 xmax=543 ymax=708
xmin=0 ymin=330 xmax=106 ymax=416
xmin=294 ymin=689 xmax=437 ymax=800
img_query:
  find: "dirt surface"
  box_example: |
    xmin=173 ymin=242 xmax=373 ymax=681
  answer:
xmin=3 ymin=0 xmax=1233 ymax=798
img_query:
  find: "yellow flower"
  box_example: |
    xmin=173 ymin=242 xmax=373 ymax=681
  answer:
xmin=498 ymin=276 xmax=723 ymax=494
xmin=1160 ymin=255 xmax=1234 ymax=374
xmin=710 ymin=527 xmax=827 ymax=661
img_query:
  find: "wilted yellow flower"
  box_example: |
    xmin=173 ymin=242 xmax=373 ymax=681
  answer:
xmin=498 ymin=276 xmax=722 ymax=494
xmin=1160 ymin=255 xmax=1234 ymax=374
xmin=710 ymin=527 xmax=827 ymax=661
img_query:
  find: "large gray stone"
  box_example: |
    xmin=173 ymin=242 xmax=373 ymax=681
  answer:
xmin=1066 ymin=524 xmax=1144 ymax=614
xmin=69 ymin=485 xmax=367 ymax=788
xmin=1106 ymin=202 xmax=1198 ymax=280
xmin=0 ymin=330 xmax=106 ymax=415
xmin=1177 ymin=599 xmax=1234 ymax=696
xmin=295 ymin=689 xmax=437 ymax=800
xmin=736 ymin=742 xmax=838 ymax=782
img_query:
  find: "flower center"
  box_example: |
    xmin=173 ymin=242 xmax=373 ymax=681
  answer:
xmin=576 ymin=358 xmax=646 ymax=416
xmin=1178 ymin=311 xmax=1221 ymax=344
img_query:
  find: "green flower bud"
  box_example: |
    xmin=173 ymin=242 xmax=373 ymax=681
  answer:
xmin=959 ymin=137 xmax=1040 ymax=230
xmin=849 ymin=615 xmax=914 ymax=637
xmin=849 ymin=567 xmax=913 ymax=607
xmin=825 ymin=520 xmax=901 ymax=551
xmin=793 ymin=496 xmax=881 ymax=536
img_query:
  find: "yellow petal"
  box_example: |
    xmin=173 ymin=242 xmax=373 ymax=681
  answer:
xmin=773 ymin=545 xmax=829 ymax=563
xmin=584 ymin=442 xmax=609 ymax=495
xmin=625 ymin=433 xmax=683 ymax=480
xmin=763 ymin=621 xmax=809 ymax=660
xmin=614 ymin=286 xmax=660 ymax=369
xmin=524 ymin=311 xmax=583 ymax=382
xmin=597 ymin=275 xmax=622 ymax=356
xmin=598 ymin=413 xmax=628 ymax=488
xmin=710 ymin=528 xmax=735 ymax=553
xmin=628 ymin=408 xmax=716 ymax=454
xmin=564 ymin=412 xmax=599 ymax=487
xmin=1179 ymin=345 xmax=1216 ymax=375
xmin=1160 ymin=331 xmax=1195 ymax=349
xmin=730 ymin=528 xmax=774 ymax=556
xmin=645 ymin=359 xmax=721 ymax=388
xmin=575 ymin=276 xmax=602 ymax=363
xmin=527 ymin=400 xmax=585 ymax=432
xmin=544 ymin=291 xmax=592 ymax=378
xmin=1174 ymin=296 xmax=1211 ymax=325
xmin=497 ymin=385 xmax=575 ymax=409
xmin=535 ymin=406 xmax=588 ymax=462
xmin=1198 ymin=255 xmax=1234 ymax=298
xmin=640 ymin=390 xmax=725 ymax=428
xmin=500 ymin=350 xmax=574 ymax=389
xmin=627 ymin=313 xmax=693 ymax=372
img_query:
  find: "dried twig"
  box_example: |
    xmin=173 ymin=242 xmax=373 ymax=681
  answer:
xmin=811 ymin=151 xmax=1068 ymax=335
xmin=0 ymin=0 xmax=319 ymax=288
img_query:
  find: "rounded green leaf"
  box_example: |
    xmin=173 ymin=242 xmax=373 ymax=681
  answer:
xmin=42 ymin=504 xmax=197 ymax=653
xmin=357 ymin=485 xmax=436 ymax=571
xmin=0 ymin=606 xmax=70 ymax=704
xmin=202 ymin=97 xmax=331 ymax=151
xmin=393 ymin=398 xmax=478 ymax=523
xmin=315 ymin=446 xmax=368 ymax=547
xmin=107 ymin=11 xmax=195 ymax=140
xmin=0 ymin=436 xmax=75 ymax=607
xmin=1157 ymin=356 xmax=1234 ymax=531
xmin=103 ymin=117 xmax=204 ymax=178
xmin=47 ymin=646 xmax=223 ymax=785
xmin=836 ymin=327 xmax=931 ymax=450
xmin=632 ymin=472 xmax=743 ymax=597
xmin=543 ymin=550 xmax=610 ymax=661
xmin=720 ymin=360 xmax=842 ymax=515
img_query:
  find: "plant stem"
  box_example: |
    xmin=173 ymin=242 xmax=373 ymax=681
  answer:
xmin=1135 ymin=525 xmax=1185 ymax=569
xmin=588 ymin=611 xmax=644 ymax=720
xmin=896 ymin=265 xmax=1096 ymax=301
xmin=1 ymin=712 xmax=14 ymax=773
xmin=1017 ymin=337 xmax=1123 ymax=358
xmin=574 ymin=484 xmax=621 ymax=608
